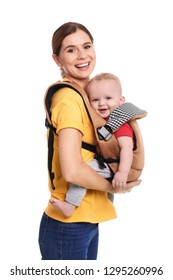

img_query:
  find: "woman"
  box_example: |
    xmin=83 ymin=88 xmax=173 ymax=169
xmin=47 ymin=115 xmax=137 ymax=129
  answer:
xmin=38 ymin=22 xmax=141 ymax=260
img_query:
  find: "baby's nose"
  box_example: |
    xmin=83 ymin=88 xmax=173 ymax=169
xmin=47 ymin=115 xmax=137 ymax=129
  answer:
xmin=99 ymin=99 xmax=105 ymax=106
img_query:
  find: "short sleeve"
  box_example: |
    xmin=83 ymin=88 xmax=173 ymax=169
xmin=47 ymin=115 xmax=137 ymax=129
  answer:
xmin=115 ymin=123 xmax=133 ymax=138
xmin=51 ymin=87 xmax=86 ymax=134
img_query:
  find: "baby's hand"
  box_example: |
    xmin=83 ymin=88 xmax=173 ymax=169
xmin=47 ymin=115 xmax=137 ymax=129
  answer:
xmin=112 ymin=171 xmax=128 ymax=189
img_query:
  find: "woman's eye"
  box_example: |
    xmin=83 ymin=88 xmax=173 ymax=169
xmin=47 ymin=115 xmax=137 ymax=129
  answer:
xmin=85 ymin=44 xmax=91 ymax=49
xmin=67 ymin=48 xmax=75 ymax=53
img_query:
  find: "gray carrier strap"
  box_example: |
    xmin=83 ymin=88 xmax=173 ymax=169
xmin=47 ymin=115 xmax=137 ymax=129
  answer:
xmin=97 ymin=102 xmax=147 ymax=141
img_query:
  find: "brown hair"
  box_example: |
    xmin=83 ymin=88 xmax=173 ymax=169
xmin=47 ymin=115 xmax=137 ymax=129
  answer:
xmin=52 ymin=22 xmax=94 ymax=55
xmin=87 ymin=72 xmax=122 ymax=94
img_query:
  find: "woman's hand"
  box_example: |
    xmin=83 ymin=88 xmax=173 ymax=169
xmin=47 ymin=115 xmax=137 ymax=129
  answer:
xmin=112 ymin=179 xmax=142 ymax=194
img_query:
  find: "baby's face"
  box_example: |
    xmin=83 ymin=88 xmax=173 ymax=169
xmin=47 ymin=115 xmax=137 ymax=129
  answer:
xmin=88 ymin=79 xmax=124 ymax=119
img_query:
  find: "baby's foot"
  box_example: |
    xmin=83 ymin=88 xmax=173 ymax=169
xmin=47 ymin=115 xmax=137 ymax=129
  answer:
xmin=49 ymin=198 xmax=75 ymax=217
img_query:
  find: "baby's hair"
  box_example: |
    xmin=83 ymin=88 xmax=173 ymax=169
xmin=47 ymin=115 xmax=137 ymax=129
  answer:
xmin=87 ymin=72 xmax=122 ymax=94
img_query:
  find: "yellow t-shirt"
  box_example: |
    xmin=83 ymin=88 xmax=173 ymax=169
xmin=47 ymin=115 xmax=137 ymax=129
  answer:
xmin=45 ymin=83 xmax=117 ymax=223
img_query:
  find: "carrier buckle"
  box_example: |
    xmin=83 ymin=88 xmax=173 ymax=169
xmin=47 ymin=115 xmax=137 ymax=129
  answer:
xmin=97 ymin=125 xmax=113 ymax=141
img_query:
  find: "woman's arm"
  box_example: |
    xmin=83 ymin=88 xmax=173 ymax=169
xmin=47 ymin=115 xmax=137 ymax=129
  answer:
xmin=58 ymin=128 xmax=140 ymax=194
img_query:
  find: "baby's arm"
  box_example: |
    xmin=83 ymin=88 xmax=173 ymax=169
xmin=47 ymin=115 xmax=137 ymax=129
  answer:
xmin=112 ymin=136 xmax=133 ymax=188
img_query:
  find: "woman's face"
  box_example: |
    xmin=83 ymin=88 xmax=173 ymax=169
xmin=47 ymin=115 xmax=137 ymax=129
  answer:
xmin=55 ymin=30 xmax=96 ymax=82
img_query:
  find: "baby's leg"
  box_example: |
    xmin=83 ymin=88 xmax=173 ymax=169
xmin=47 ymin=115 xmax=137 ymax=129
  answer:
xmin=87 ymin=158 xmax=111 ymax=178
xmin=65 ymin=185 xmax=86 ymax=206
xmin=88 ymin=159 xmax=114 ymax=203
xmin=50 ymin=159 xmax=113 ymax=216
xmin=65 ymin=158 xmax=112 ymax=209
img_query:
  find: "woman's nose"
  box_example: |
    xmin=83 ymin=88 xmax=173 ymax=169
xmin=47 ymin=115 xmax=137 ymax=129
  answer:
xmin=77 ymin=48 xmax=87 ymax=59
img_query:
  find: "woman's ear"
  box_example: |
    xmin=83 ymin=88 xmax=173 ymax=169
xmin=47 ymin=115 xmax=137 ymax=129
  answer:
xmin=120 ymin=96 xmax=125 ymax=105
xmin=52 ymin=54 xmax=62 ymax=67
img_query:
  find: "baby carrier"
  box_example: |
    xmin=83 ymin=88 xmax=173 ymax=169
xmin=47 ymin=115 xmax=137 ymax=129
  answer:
xmin=44 ymin=80 xmax=147 ymax=189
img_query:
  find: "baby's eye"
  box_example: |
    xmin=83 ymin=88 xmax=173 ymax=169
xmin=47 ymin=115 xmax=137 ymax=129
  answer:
xmin=91 ymin=98 xmax=99 ymax=102
xmin=106 ymin=96 xmax=112 ymax=100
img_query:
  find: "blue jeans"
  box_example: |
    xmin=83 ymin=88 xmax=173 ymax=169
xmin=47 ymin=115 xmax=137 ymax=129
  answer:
xmin=38 ymin=213 xmax=99 ymax=260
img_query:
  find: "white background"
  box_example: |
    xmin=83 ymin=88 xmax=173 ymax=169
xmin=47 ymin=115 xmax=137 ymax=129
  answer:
xmin=1 ymin=0 xmax=173 ymax=279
